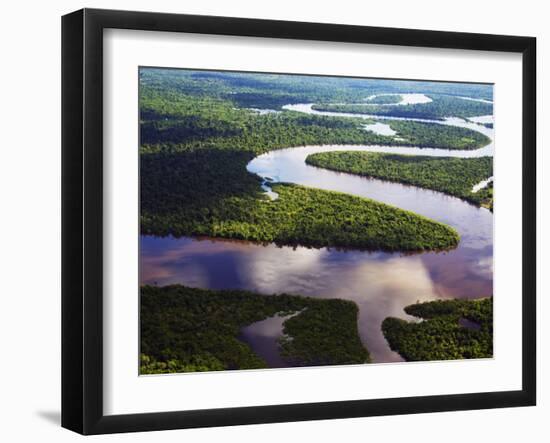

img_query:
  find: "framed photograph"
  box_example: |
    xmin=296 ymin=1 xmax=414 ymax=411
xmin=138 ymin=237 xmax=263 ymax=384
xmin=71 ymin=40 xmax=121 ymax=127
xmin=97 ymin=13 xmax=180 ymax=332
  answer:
xmin=62 ymin=8 xmax=536 ymax=435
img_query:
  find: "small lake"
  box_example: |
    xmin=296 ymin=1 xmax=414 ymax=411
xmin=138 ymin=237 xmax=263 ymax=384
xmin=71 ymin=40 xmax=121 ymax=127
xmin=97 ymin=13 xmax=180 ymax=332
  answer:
xmin=141 ymin=97 xmax=494 ymax=365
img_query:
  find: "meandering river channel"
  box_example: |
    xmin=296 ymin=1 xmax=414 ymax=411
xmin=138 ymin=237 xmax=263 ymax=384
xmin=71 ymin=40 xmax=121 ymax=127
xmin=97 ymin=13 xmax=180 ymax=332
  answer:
xmin=141 ymin=96 xmax=494 ymax=364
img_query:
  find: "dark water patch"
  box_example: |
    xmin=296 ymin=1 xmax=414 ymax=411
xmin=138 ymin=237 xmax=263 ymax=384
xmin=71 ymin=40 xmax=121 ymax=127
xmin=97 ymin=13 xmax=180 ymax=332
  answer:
xmin=238 ymin=313 xmax=296 ymax=368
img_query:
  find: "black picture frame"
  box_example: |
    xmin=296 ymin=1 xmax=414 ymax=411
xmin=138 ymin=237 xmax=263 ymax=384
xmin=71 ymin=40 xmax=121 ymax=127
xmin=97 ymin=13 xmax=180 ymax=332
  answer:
xmin=62 ymin=8 xmax=537 ymax=435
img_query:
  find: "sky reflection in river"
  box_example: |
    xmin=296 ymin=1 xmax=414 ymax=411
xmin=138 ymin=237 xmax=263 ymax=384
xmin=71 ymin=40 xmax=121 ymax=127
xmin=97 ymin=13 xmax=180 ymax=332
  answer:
xmin=141 ymin=233 xmax=492 ymax=363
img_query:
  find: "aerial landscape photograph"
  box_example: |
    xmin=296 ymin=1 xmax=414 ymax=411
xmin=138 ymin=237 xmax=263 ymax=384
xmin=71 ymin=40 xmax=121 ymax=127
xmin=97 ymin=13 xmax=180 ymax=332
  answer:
xmin=138 ymin=67 xmax=494 ymax=374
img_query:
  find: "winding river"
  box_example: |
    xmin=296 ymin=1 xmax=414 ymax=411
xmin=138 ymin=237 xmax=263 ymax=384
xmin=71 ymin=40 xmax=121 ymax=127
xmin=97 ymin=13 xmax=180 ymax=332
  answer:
xmin=141 ymin=95 xmax=494 ymax=364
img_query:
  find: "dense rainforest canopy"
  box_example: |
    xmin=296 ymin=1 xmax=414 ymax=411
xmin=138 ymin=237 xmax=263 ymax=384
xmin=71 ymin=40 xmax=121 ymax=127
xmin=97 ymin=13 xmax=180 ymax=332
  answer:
xmin=141 ymin=151 xmax=459 ymax=251
xmin=382 ymin=298 xmax=493 ymax=361
xmin=139 ymin=70 xmax=494 ymax=251
xmin=140 ymin=285 xmax=370 ymax=373
xmin=140 ymin=68 xmax=493 ymax=110
xmin=312 ymin=94 xmax=493 ymax=121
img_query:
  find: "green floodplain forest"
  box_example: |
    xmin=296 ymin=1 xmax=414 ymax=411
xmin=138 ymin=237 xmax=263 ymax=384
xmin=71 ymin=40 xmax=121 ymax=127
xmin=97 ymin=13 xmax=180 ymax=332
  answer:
xmin=306 ymin=152 xmax=494 ymax=209
xmin=139 ymin=68 xmax=494 ymax=373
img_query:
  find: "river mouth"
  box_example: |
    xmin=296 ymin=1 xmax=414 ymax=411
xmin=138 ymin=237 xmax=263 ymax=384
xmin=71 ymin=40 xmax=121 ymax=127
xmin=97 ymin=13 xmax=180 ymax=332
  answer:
xmin=141 ymin=97 xmax=493 ymax=365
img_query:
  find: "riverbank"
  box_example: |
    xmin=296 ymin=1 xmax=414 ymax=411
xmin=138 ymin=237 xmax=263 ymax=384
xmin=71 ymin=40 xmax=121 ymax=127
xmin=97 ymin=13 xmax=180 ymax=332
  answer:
xmin=305 ymin=151 xmax=493 ymax=208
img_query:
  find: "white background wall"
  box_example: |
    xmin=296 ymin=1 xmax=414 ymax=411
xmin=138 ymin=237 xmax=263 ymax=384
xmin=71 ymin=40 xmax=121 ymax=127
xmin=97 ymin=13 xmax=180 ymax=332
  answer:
xmin=0 ymin=0 xmax=546 ymax=441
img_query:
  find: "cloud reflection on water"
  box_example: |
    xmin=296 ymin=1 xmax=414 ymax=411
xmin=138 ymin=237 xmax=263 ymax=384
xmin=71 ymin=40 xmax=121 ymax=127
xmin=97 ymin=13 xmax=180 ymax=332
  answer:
xmin=140 ymin=235 xmax=491 ymax=363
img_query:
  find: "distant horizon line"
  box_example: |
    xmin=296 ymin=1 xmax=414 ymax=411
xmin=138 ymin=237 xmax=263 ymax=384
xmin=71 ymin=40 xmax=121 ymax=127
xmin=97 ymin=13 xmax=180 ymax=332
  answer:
xmin=138 ymin=65 xmax=495 ymax=88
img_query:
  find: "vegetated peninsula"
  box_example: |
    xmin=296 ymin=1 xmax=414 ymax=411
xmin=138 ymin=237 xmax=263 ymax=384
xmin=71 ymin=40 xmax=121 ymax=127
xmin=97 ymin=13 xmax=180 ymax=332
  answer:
xmin=141 ymin=151 xmax=459 ymax=252
xmin=385 ymin=120 xmax=490 ymax=150
xmin=381 ymin=297 xmax=493 ymax=361
xmin=306 ymin=152 xmax=494 ymax=209
xmin=140 ymin=285 xmax=370 ymax=373
xmin=312 ymin=94 xmax=493 ymax=121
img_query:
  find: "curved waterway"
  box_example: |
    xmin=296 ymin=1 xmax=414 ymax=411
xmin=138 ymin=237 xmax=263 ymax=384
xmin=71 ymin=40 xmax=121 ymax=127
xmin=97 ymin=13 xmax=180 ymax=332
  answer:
xmin=141 ymin=98 xmax=494 ymax=364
